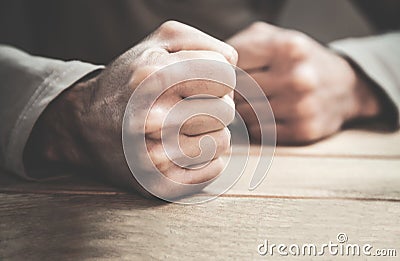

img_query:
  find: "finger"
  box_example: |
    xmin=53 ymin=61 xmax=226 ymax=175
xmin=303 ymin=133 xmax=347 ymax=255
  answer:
xmin=155 ymin=21 xmax=238 ymax=65
xmin=236 ymin=100 xmax=274 ymax=125
xmin=145 ymin=96 xmax=180 ymax=136
xmin=180 ymin=115 xmax=225 ymax=136
xmin=247 ymin=123 xmax=276 ymax=145
xmin=169 ymin=50 xmax=236 ymax=98
xmin=249 ymin=70 xmax=285 ymax=97
xmin=179 ymin=95 xmax=235 ymax=136
xmin=137 ymin=157 xmax=225 ymax=199
xmin=274 ymin=121 xmax=312 ymax=145
xmin=256 ymin=29 xmax=310 ymax=67
xmin=146 ymin=128 xmax=231 ymax=172
xmin=269 ymin=94 xmax=318 ymax=121
xmin=147 ymin=111 xmax=228 ymax=139
xmin=177 ymin=79 xmax=234 ymax=99
xmin=230 ymin=23 xmax=309 ymax=72
xmin=165 ymin=157 xmax=225 ymax=184
xmin=146 ymin=95 xmax=235 ymax=138
xmin=249 ymin=121 xmax=318 ymax=145
xmin=268 ymin=96 xmax=294 ymax=121
xmin=227 ymin=22 xmax=279 ymax=69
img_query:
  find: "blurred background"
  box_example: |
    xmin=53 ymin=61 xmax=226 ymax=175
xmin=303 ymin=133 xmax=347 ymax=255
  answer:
xmin=0 ymin=0 xmax=395 ymax=64
xmin=278 ymin=0 xmax=372 ymax=43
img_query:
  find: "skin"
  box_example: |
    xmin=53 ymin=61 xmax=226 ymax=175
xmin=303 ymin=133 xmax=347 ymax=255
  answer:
xmin=24 ymin=21 xmax=386 ymax=196
xmin=24 ymin=21 xmax=238 ymax=197
xmin=227 ymin=22 xmax=382 ymax=145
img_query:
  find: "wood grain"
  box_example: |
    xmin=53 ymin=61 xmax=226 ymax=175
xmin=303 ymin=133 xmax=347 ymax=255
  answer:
xmin=0 ymin=129 xmax=399 ymax=260
xmin=227 ymin=155 xmax=400 ymax=200
xmin=276 ymin=130 xmax=400 ymax=158
xmin=1 ymin=193 xmax=399 ymax=260
xmin=1 ymin=154 xmax=399 ymax=201
xmin=242 ymin=130 xmax=400 ymax=158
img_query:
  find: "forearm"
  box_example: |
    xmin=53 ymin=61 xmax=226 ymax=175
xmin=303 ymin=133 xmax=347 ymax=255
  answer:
xmin=0 ymin=45 xmax=103 ymax=178
xmin=23 ymin=70 xmax=102 ymax=176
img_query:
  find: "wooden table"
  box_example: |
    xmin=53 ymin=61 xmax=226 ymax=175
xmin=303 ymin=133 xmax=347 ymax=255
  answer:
xmin=1 ymin=130 xmax=399 ymax=260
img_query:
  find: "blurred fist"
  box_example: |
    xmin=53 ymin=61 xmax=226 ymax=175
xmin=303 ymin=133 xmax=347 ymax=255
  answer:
xmin=228 ymin=22 xmax=381 ymax=144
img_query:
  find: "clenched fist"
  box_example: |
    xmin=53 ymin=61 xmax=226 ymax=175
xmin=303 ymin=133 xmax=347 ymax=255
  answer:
xmin=228 ymin=22 xmax=382 ymax=144
xmin=25 ymin=21 xmax=238 ymax=198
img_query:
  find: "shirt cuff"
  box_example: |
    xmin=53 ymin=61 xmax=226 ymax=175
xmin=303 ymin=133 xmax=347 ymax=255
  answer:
xmin=329 ymin=33 xmax=400 ymax=127
xmin=5 ymin=61 xmax=104 ymax=180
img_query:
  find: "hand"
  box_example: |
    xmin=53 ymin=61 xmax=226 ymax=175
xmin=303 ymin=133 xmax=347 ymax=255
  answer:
xmin=24 ymin=21 xmax=238 ymax=198
xmin=228 ymin=22 xmax=382 ymax=144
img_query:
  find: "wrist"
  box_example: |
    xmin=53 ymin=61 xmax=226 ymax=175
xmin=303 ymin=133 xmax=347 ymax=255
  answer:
xmin=341 ymin=57 xmax=382 ymax=122
xmin=24 ymin=71 xmax=100 ymax=173
xmin=353 ymin=72 xmax=381 ymax=118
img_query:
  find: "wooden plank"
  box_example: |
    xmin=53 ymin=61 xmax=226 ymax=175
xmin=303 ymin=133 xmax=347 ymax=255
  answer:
xmin=225 ymin=155 xmax=400 ymax=201
xmin=0 ymin=130 xmax=398 ymax=260
xmin=0 ymin=170 xmax=122 ymax=195
xmin=275 ymin=130 xmax=400 ymax=158
xmin=1 ymin=153 xmax=399 ymax=201
xmin=232 ymin=130 xmax=400 ymax=158
xmin=0 ymin=193 xmax=399 ymax=260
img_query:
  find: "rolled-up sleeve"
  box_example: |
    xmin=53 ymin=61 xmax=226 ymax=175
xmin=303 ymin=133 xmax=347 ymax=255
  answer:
xmin=329 ymin=32 xmax=400 ymax=127
xmin=0 ymin=45 xmax=103 ymax=179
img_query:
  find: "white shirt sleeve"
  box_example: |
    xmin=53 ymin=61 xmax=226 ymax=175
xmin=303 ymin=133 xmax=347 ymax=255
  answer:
xmin=329 ymin=32 xmax=400 ymax=127
xmin=0 ymin=45 xmax=104 ymax=179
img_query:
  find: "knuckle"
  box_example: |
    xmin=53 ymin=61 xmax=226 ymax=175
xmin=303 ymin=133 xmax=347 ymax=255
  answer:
xmin=226 ymin=104 xmax=236 ymax=125
xmin=249 ymin=21 xmax=272 ymax=32
xmin=211 ymin=158 xmax=225 ymax=177
xmin=281 ymin=31 xmax=310 ymax=60
xmin=147 ymin=143 xmax=161 ymax=165
xmin=149 ymin=144 xmax=173 ymax=172
xmin=218 ymin=128 xmax=231 ymax=154
xmin=145 ymin=106 xmax=165 ymax=135
xmin=158 ymin=20 xmax=183 ymax=38
xmin=248 ymin=22 xmax=261 ymax=33
xmin=225 ymin=48 xmax=238 ymax=66
xmin=131 ymin=64 xmax=158 ymax=86
xmin=202 ymin=129 xmax=231 ymax=158
xmin=229 ymin=47 xmax=239 ymax=65
xmin=221 ymin=96 xmax=236 ymax=125
xmin=288 ymin=65 xmax=318 ymax=92
xmin=137 ymin=142 xmax=162 ymax=172
xmin=140 ymin=47 xmax=166 ymax=60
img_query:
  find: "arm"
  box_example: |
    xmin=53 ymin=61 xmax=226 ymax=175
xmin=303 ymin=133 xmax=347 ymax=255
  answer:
xmin=0 ymin=45 xmax=103 ymax=178
xmin=1 ymin=21 xmax=238 ymax=199
xmin=329 ymin=32 xmax=400 ymax=128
